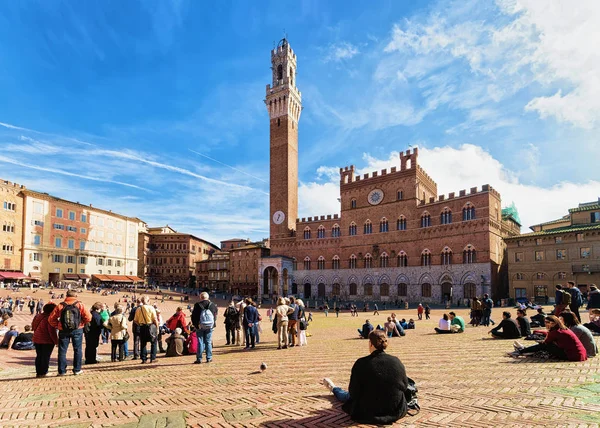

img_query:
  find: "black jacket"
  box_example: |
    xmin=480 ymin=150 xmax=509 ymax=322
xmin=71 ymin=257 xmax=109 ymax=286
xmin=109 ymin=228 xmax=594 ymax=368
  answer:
xmin=517 ymin=317 xmax=531 ymax=337
xmin=342 ymin=350 xmax=408 ymax=425
xmin=191 ymin=300 xmax=218 ymax=329
xmin=491 ymin=318 xmax=521 ymax=338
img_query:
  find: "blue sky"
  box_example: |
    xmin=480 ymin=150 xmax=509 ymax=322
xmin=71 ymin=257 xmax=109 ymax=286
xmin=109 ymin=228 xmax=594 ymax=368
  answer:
xmin=1 ymin=0 xmax=599 ymax=245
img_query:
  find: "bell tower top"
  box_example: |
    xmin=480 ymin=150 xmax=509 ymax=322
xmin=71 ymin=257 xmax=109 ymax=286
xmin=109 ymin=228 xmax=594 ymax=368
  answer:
xmin=265 ymin=38 xmax=302 ymax=122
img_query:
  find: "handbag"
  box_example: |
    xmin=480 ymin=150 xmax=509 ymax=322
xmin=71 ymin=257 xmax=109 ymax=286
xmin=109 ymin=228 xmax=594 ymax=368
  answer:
xmin=140 ymin=308 xmax=158 ymax=341
xmin=121 ymin=315 xmax=130 ymax=342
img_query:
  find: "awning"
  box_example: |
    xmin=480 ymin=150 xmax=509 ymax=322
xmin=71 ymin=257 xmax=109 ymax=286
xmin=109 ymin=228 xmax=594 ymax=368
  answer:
xmin=63 ymin=274 xmax=80 ymax=280
xmin=78 ymin=274 xmax=90 ymax=279
xmin=29 ymin=272 xmax=42 ymax=278
xmin=126 ymin=276 xmax=144 ymax=283
xmin=111 ymin=275 xmax=134 ymax=283
xmin=92 ymin=274 xmax=112 ymax=282
xmin=0 ymin=271 xmax=28 ymax=280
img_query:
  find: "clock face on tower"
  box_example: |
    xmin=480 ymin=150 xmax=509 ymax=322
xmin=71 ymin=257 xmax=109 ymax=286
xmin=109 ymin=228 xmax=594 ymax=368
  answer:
xmin=273 ymin=210 xmax=285 ymax=225
xmin=367 ymin=189 xmax=384 ymax=205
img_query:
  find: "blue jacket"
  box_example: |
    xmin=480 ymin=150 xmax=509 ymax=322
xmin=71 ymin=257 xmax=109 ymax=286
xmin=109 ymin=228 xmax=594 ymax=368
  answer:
xmin=244 ymin=305 xmax=258 ymax=326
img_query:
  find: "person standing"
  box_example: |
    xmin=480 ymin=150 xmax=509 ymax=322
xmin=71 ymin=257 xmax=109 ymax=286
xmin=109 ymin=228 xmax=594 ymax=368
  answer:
xmin=128 ymin=299 xmax=142 ymax=360
xmin=553 ymin=285 xmax=568 ymax=316
xmin=424 ymin=305 xmax=431 ymax=320
xmin=133 ymin=296 xmax=159 ymax=364
xmin=223 ymin=301 xmax=239 ymax=345
xmin=335 ymin=305 xmax=340 ymax=318
xmin=84 ymin=303 xmax=104 ymax=364
xmin=48 ymin=290 xmax=92 ymax=376
xmin=566 ymin=281 xmax=583 ymax=322
xmin=481 ymin=294 xmax=494 ymax=326
xmin=36 ymin=299 xmax=44 ymax=315
xmin=288 ymin=297 xmax=300 ymax=347
xmin=243 ymin=298 xmax=258 ymax=349
xmin=99 ymin=303 xmax=110 ymax=345
xmin=191 ymin=292 xmax=218 ymax=364
xmin=106 ymin=305 xmax=128 ymax=362
xmin=373 ymin=304 xmax=379 ymax=316
xmin=275 ymin=297 xmax=292 ymax=349
xmin=417 ymin=304 xmax=424 ymax=320
xmin=28 ymin=298 xmax=35 ymax=315
xmin=32 ymin=302 xmax=58 ymax=378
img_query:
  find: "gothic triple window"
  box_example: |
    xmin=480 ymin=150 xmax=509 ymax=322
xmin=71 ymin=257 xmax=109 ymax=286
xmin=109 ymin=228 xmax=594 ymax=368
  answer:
xmin=421 ymin=213 xmax=431 ymax=228
xmin=463 ymin=245 xmax=476 ymax=264
xmin=303 ymin=227 xmax=311 ymax=240
xmin=463 ymin=204 xmax=476 ymax=221
xmin=364 ymin=254 xmax=373 ymax=269
xmin=440 ymin=209 xmax=452 ymax=225
xmin=380 ymin=252 xmax=389 ymax=268
xmin=317 ymin=226 xmax=325 ymax=239
xmin=332 ymin=224 xmax=341 ymax=237
xmin=349 ymin=254 xmax=357 ymax=269
xmin=397 ymin=251 xmax=408 ymax=267
xmin=332 ymin=256 xmax=340 ymax=270
xmin=303 ymin=257 xmax=311 ymax=270
xmin=397 ymin=216 xmax=407 ymax=231
xmin=421 ymin=250 xmax=431 ymax=266
xmin=379 ymin=218 xmax=389 ymax=233
xmin=441 ymin=247 xmax=452 ymax=265
xmin=364 ymin=220 xmax=373 ymax=235
xmin=349 ymin=222 xmax=357 ymax=236
xmin=317 ymin=256 xmax=325 ymax=270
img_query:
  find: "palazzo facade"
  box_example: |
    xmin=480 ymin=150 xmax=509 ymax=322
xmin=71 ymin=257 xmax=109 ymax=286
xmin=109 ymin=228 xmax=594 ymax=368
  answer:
xmin=260 ymin=39 xmax=520 ymax=303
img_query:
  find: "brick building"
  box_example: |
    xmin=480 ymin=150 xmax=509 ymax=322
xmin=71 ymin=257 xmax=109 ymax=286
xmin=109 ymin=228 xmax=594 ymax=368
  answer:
xmin=0 ymin=179 xmax=26 ymax=282
xmin=231 ymin=242 xmax=270 ymax=296
xmin=259 ymin=39 xmax=520 ymax=303
xmin=505 ymin=199 xmax=600 ymax=303
xmin=196 ymin=251 xmax=230 ymax=292
xmin=142 ymin=226 xmax=219 ymax=287
xmin=220 ymin=238 xmax=251 ymax=251
xmin=20 ymin=189 xmax=145 ymax=285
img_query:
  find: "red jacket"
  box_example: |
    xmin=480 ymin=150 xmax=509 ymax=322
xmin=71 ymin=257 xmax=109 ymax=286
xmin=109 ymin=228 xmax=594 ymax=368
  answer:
xmin=32 ymin=313 xmax=58 ymax=345
xmin=48 ymin=297 xmax=92 ymax=331
xmin=166 ymin=311 xmax=189 ymax=333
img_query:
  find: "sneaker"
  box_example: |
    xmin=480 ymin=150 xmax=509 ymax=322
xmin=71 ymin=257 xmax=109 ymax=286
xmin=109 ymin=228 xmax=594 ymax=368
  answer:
xmin=322 ymin=378 xmax=335 ymax=391
xmin=193 ymin=360 xmax=202 ymax=364
xmin=507 ymin=351 xmax=521 ymax=358
xmin=73 ymin=370 xmax=83 ymax=376
xmin=513 ymin=341 xmax=525 ymax=351
xmin=206 ymin=359 xmax=212 ymax=363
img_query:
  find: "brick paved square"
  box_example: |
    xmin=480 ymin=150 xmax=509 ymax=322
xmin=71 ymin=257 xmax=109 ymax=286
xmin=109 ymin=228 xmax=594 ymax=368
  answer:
xmin=1 ymin=290 xmax=599 ymax=427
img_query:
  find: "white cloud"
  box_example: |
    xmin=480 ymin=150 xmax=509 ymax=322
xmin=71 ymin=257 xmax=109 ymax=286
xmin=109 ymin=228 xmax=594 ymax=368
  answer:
xmin=298 ymin=145 xmax=600 ymax=231
xmin=324 ymin=42 xmax=359 ymax=62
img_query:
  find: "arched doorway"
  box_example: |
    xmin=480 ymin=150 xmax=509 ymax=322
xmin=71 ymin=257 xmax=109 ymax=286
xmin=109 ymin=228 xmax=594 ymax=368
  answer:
xmin=318 ymin=283 xmax=325 ymax=298
xmin=441 ymin=282 xmax=452 ymax=304
xmin=304 ymin=283 xmax=312 ymax=299
xmin=292 ymin=283 xmax=298 ymax=295
xmin=263 ymin=267 xmax=278 ymax=296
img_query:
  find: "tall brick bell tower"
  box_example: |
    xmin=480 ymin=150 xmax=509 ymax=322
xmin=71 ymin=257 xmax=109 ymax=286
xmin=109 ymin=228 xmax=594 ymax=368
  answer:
xmin=266 ymin=38 xmax=302 ymax=240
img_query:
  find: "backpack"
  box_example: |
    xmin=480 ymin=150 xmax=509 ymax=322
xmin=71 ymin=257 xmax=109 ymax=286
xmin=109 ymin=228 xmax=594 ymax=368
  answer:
xmin=405 ymin=377 xmax=420 ymax=416
xmin=561 ymin=290 xmax=572 ymax=306
xmin=60 ymin=301 xmax=81 ymax=332
xmin=199 ymin=303 xmax=215 ymax=330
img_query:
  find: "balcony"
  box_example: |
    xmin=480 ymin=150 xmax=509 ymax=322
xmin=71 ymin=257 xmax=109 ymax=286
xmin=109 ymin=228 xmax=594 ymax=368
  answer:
xmin=572 ymin=264 xmax=600 ymax=273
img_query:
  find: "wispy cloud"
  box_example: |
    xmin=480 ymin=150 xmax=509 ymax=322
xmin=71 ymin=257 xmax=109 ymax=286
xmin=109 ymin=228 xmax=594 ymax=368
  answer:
xmin=189 ymin=150 xmax=267 ymax=184
xmin=324 ymin=42 xmax=359 ymax=62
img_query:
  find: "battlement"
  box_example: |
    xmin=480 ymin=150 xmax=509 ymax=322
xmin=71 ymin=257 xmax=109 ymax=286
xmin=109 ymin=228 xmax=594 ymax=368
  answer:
xmin=339 ymin=149 xmax=420 ymax=187
xmin=1 ymin=179 xmax=26 ymax=189
xmin=429 ymin=184 xmax=500 ymax=205
xmin=271 ymin=41 xmax=296 ymax=60
xmin=296 ymin=214 xmax=340 ymax=225
xmin=416 ymin=166 xmax=437 ymax=187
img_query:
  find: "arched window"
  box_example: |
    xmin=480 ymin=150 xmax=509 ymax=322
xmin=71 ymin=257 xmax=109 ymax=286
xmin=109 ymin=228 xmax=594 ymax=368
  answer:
xmin=380 ymin=283 xmax=389 ymax=296
xmin=441 ymin=247 xmax=452 ymax=265
xmin=422 ymin=283 xmax=432 ymax=297
xmin=364 ymin=220 xmax=373 ymax=234
xmin=421 ymin=249 xmax=431 ymax=266
xmin=350 ymin=199 xmax=357 ymax=209
xmin=440 ymin=208 xmax=452 ymax=225
xmin=515 ymin=273 xmax=525 ymax=280
xmin=317 ymin=225 xmax=326 ymax=239
xmin=463 ymin=245 xmax=476 ymax=264
xmin=462 ymin=203 xmax=476 ymax=221
xmin=397 ymin=251 xmax=408 ymax=267
xmin=397 ymin=190 xmax=403 ymax=201
xmin=364 ymin=254 xmax=373 ymax=269
xmin=277 ymin=64 xmax=283 ymax=81
xmin=332 ymin=283 xmax=340 ymax=296
xmin=364 ymin=283 xmax=373 ymax=296
xmin=317 ymin=256 xmax=325 ymax=270
xmin=397 ymin=283 xmax=407 ymax=296
xmin=397 ymin=215 xmax=407 ymax=231
xmin=349 ymin=283 xmax=357 ymax=295
xmin=332 ymin=255 xmax=340 ymax=270
xmin=303 ymin=257 xmax=311 ymax=270
xmin=349 ymin=222 xmax=357 ymax=236
xmin=332 ymin=224 xmax=341 ymax=237
xmin=380 ymin=252 xmax=389 ymax=268
xmin=289 ymin=67 xmax=294 ymax=86
xmin=536 ymin=272 xmax=545 ymax=280
xmin=303 ymin=227 xmax=311 ymax=240
xmin=464 ymin=283 xmax=476 ymax=298
xmin=349 ymin=254 xmax=357 ymax=269
xmin=421 ymin=212 xmax=431 ymax=228
xmin=379 ymin=217 xmax=389 ymax=233
xmin=292 ymin=257 xmax=298 ymax=270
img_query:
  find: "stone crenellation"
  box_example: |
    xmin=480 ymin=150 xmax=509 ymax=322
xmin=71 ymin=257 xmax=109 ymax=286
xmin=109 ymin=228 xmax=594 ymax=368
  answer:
xmin=1 ymin=179 xmax=26 ymax=189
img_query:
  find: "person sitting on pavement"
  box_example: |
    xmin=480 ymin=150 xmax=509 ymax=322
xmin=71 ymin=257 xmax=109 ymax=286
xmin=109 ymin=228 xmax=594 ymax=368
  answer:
xmin=322 ymin=330 xmax=410 ymax=425
xmin=185 ymin=326 xmax=198 ymax=355
xmin=510 ymin=315 xmax=587 ymax=361
xmin=587 ymin=284 xmax=600 ymax=310
xmin=378 ymin=317 xmax=401 ymax=338
xmin=390 ymin=314 xmax=406 ymax=337
xmin=583 ymin=308 xmax=600 ymax=334
xmin=438 ymin=314 xmax=451 ymax=332
xmin=489 ymin=311 xmax=521 ymax=339
xmin=165 ymin=328 xmax=186 ymax=357
xmin=434 ymin=312 xmax=465 ymax=334
xmin=11 ymin=324 xmax=35 ymax=350
xmin=358 ymin=319 xmax=374 ymax=339
xmin=407 ymin=319 xmax=416 ymax=330
xmin=515 ymin=309 xmax=531 ymax=337
xmin=559 ymin=311 xmax=597 ymax=358
xmin=530 ymin=308 xmax=546 ymax=328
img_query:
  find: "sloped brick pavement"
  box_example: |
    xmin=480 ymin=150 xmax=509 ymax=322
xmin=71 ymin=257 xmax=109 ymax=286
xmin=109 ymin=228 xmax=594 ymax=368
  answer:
xmin=1 ymin=290 xmax=599 ymax=427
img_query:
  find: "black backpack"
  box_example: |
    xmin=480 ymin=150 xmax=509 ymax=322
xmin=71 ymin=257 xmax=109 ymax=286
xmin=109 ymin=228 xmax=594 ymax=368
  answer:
xmin=405 ymin=377 xmax=420 ymax=416
xmin=60 ymin=301 xmax=81 ymax=332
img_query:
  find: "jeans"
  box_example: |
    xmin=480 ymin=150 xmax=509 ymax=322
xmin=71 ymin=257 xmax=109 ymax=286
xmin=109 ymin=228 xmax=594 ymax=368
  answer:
xmin=111 ymin=339 xmax=124 ymax=361
xmin=332 ymin=387 xmax=350 ymax=403
xmin=35 ymin=343 xmax=54 ymax=375
xmin=196 ymin=327 xmax=213 ymax=362
xmin=101 ymin=327 xmax=110 ymax=344
xmin=140 ymin=335 xmax=157 ymax=362
xmin=481 ymin=310 xmax=491 ymax=326
xmin=132 ymin=331 xmax=141 ymax=358
xmin=123 ymin=339 xmax=129 ymax=357
xmin=244 ymin=324 xmax=256 ymax=348
xmin=58 ymin=328 xmax=83 ymax=374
